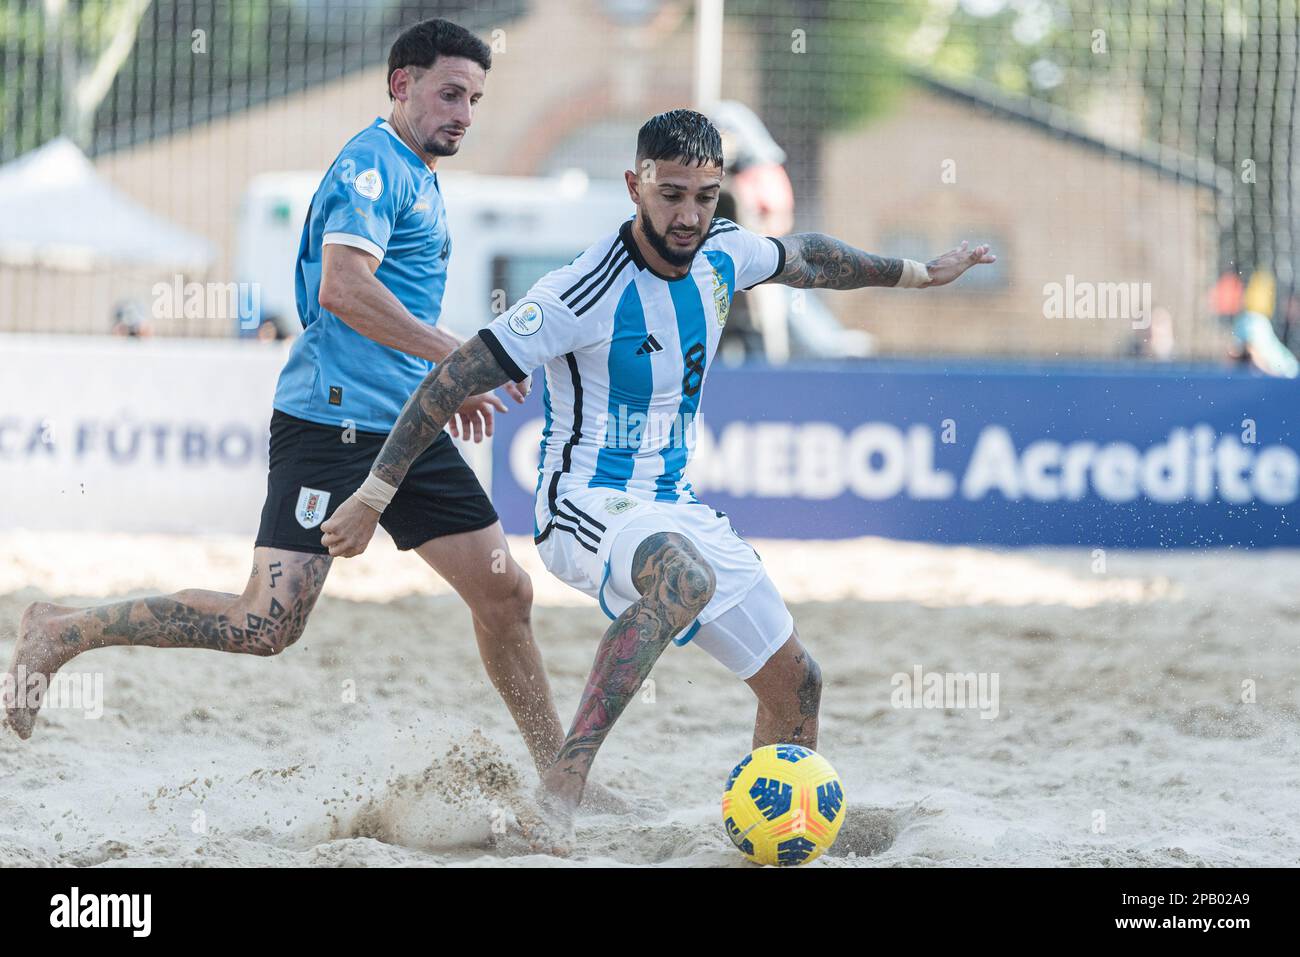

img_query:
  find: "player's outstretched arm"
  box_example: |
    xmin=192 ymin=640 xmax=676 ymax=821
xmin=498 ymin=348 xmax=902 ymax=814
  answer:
xmin=319 ymin=335 xmax=512 ymax=557
xmin=770 ymin=234 xmax=996 ymax=290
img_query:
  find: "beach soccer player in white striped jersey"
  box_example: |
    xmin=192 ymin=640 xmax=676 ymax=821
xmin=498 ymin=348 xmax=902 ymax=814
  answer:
xmin=318 ymin=108 xmax=996 ymax=849
xmin=5 ymin=19 xmax=627 ymax=810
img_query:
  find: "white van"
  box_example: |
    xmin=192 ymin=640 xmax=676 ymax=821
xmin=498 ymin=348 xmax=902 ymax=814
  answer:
xmin=234 ymin=169 xmax=633 ymax=339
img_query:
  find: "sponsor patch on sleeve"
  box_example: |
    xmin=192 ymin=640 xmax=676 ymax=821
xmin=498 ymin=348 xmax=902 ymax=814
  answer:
xmin=352 ymin=168 xmax=384 ymax=201
xmin=507 ymin=301 xmax=544 ymax=337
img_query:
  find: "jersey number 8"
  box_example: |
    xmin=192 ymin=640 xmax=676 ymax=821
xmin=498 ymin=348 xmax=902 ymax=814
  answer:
xmin=682 ymin=342 xmax=706 ymax=397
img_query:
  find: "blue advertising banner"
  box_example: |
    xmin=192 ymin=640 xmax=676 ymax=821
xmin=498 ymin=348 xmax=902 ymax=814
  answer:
xmin=490 ymin=360 xmax=1300 ymax=548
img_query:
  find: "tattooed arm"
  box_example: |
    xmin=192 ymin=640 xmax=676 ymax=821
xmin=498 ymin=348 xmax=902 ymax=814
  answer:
xmin=371 ymin=334 xmax=512 ymax=486
xmin=770 ymin=234 xmax=996 ymax=290
xmin=319 ymin=335 xmax=512 ymax=557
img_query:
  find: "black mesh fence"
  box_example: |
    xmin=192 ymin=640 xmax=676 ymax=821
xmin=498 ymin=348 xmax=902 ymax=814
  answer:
xmin=0 ymin=0 xmax=1295 ymax=354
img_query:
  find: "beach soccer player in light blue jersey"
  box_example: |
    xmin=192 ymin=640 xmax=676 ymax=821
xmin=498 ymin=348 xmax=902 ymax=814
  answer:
xmin=6 ymin=20 xmax=625 ymax=811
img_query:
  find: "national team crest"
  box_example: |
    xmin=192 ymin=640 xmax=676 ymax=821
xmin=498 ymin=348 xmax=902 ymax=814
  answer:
xmin=712 ymin=268 xmax=730 ymax=326
xmin=295 ymin=486 xmax=331 ymax=529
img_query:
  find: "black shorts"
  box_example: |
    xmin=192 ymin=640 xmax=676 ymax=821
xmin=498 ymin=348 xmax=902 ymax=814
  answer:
xmin=255 ymin=410 xmax=499 ymax=554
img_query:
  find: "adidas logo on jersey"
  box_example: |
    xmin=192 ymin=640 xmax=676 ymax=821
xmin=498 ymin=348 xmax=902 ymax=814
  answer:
xmin=635 ymin=334 xmax=664 ymax=356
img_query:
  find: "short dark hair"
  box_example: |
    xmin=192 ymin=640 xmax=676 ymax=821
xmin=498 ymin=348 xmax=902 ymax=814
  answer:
xmin=387 ymin=18 xmax=491 ymax=100
xmin=636 ymin=109 xmax=723 ymax=169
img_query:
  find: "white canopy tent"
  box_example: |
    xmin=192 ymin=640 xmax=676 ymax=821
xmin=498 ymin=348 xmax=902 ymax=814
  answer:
xmin=0 ymin=137 xmax=215 ymax=271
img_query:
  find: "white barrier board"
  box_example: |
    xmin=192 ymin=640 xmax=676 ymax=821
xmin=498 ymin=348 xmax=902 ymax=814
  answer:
xmin=0 ymin=335 xmax=287 ymax=534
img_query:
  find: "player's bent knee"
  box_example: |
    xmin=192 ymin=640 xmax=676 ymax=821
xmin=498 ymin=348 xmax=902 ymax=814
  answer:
xmin=235 ymin=598 xmax=309 ymax=656
xmin=468 ymin=561 xmax=533 ymax=628
xmin=510 ymin=566 xmax=534 ymax=616
xmin=691 ymin=558 xmax=717 ymax=608
xmin=236 ymin=554 xmax=329 ymax=656
xmin=276 ymin=607 xmax=313 ymax=654
xmin=493 ymin=566 xmax=534 ymax=626
xmin=632 ymin=531 xmax=716 ymax=628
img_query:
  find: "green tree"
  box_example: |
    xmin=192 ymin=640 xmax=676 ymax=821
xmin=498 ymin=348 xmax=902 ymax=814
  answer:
xmin=921 ymin=0 xmax=1300 ymax=279
xmin=0 ymin=0 xmax=154 ymax=154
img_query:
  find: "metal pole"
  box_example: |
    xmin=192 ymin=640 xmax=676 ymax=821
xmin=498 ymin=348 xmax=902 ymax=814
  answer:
xmin=694 ymin=0 xmax=724 ymax=107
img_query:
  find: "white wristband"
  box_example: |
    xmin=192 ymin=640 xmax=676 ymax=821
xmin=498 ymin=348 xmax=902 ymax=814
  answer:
xmin=897 ymin=259 xmax=931 ymax=288
xmin=354 ymin=473 xmax=398 ymax=514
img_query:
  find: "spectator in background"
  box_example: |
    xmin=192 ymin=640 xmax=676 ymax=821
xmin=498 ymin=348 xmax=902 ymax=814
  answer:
xmin=255 ymin=310 xmax=291 ymax=343
xmin=1281 ymin=291 xmax=1300 ymax=351
xmin=707 ymin=100 xmax=872 ymax=364
xmin=1232 ymin=311 xmax=1298 ymax=376
xmin=710 ymin=101 xmax=794 ymax=363
xmin=1127 ymin=305 xmax=1174 ymax=360
xmin=711 ymin=189 xmax=765 ymax=360
xmin=1211 ymin=271 xmax=1244 ymax=320
xmin=1227 ymin=268 xmax=1299 ymax=378
xmin=110 ymin=300 xmax=152 ymax=338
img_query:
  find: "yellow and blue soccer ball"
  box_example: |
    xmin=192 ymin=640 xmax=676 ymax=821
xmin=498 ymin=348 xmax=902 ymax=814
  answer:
xmin=721 ymin=744 xmax=846 ymax=866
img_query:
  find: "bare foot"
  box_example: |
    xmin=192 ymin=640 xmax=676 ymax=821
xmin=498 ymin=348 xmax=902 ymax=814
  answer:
xmin=516 ymin=785 xmax=579 ymax=856
xmin=580 ymin=780 xmax=632 ymax=816
xmin=5 ymin=602 xmax=80 ymax=740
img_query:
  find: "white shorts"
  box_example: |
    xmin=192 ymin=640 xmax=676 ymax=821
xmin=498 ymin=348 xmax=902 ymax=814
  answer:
xmin=535 ymin=487 xmax=793 ymax=679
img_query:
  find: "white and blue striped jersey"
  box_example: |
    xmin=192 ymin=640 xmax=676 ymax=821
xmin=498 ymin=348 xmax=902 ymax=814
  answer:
xmin=478 ymin=216 xmax=785 ymax=541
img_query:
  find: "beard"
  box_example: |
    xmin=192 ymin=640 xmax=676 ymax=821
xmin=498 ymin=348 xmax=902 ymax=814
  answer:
xmin=639 ymin=211 xmax=704 ymax=268
xmin=423 ymin=133 xmax=462 ymax=157
xmin=419 ymin=124 xmax=465 ymax=157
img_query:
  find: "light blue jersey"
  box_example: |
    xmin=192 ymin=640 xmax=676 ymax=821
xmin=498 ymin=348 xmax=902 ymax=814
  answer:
xmin=479 ymin=217 xmax=784 ymax=538
xmin=274 ymin=118 xmax=451 ymax=433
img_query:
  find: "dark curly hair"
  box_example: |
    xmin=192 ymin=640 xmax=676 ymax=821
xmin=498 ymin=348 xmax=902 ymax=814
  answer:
xmin=387 ymin=18 xmax=491 ymax=100
xmin=636 ymin=109 xmax=724 ymax=168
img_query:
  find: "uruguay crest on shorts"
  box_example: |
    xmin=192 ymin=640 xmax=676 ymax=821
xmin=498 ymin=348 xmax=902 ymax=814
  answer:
xmin=295 ymin=486 xmax=330 ymax=529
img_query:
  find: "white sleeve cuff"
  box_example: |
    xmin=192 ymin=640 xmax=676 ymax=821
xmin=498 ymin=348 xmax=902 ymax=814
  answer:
xmin=742 ymin=236 xmax=786 ymax=290
xmin=323 ymin=232 xmax=385 ymax=263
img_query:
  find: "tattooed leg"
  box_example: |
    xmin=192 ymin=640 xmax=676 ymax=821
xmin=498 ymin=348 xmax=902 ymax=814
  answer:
xmin=4 ymin=547 xmax=330 ymax=739
xmin=521 ymin=532 xmax=714 ymax=850
xmin=745 ymin=629 xmax=822 ymax=750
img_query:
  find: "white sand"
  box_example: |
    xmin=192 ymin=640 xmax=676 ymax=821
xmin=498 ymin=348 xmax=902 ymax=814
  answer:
xmin=1 ymin=530 xmax=1297 ymax=867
